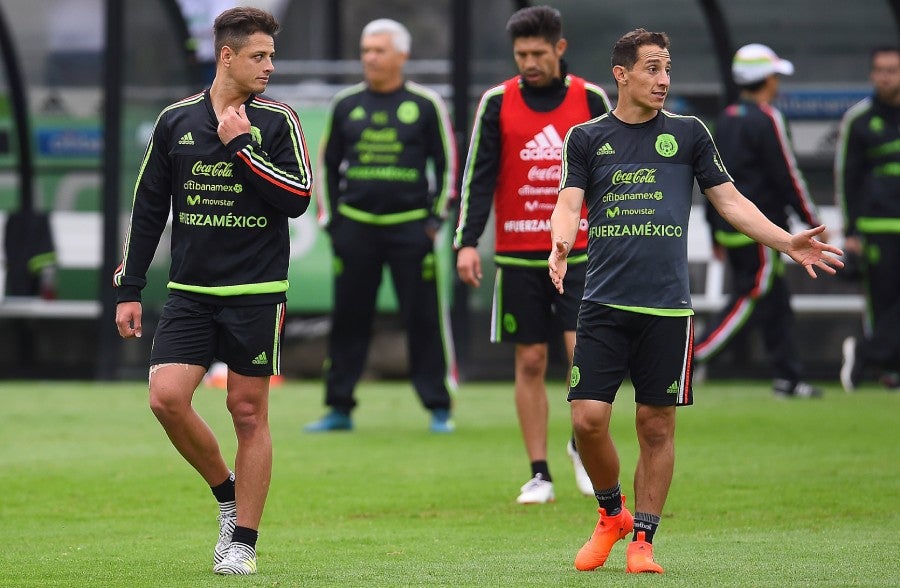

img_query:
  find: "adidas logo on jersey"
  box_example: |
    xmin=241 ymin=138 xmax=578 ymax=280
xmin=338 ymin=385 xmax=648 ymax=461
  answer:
xmin=667 ymin=380 xmax=679 ymax=394
xmin=178 ymin=132 xmax=195 ymax=145
xmin=596 ymin=142 xmax=615 ymax=155
xmin=252 ymin=351 xmax=269 ymax=365
xmin=520 ymin=124 xmax=563 ymax=161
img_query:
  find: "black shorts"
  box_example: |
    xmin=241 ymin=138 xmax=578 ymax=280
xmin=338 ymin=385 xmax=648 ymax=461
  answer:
xmin=150 ymin=294 xmax=286 ymax=377
xmin=567 ymin=302 xmax=694 ymax=406
xmin=490 ymin=262 xmax=585 ymax=344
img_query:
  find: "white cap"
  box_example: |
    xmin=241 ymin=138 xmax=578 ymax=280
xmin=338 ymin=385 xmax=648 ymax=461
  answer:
xmin=731 ymin=43 xmax=794 ymax=85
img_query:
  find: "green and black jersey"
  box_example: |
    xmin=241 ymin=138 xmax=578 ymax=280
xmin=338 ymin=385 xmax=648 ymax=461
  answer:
xmin=114 ymin=89 xmax=313 ymax=306
xmin=316 ymin=81 xmax=456 ymax=228
xmin=561 ymin=111 xmax=732 ymax=313
xmin=835 ymin=94 xmax=900 ymax=238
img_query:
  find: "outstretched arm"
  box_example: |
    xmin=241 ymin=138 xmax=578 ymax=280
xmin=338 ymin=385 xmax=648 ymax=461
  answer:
xmin=705 ymin=182 xmax=843 ymax=278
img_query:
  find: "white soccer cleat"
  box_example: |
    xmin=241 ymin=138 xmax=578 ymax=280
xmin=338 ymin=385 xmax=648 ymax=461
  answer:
xmin=516 ymin=473 xmax=555 ymax=504
xmin=213 ymin=542 xmax=257 ymax=575
xmin=213 ymin=506 xmax=236 ymax=565
xmin=566 ymin=439 xmax=594 ymax=496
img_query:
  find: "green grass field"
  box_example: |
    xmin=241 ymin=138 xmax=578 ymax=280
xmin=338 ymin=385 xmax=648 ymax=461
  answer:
xmin=1 ymin=378 xmax=897 ymax=587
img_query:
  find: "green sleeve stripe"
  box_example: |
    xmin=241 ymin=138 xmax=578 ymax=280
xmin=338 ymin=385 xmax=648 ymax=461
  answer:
xmin=494 ymin=253 xmax=587 ymax=267
xmin=856 ymin=217 xmax=900 ymax=234
xmin=714 ymin=230 xmax=755 ymax=247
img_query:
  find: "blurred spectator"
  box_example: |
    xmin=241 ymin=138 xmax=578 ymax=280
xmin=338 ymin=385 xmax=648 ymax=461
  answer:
xmin=836 ymin=46 xmax=900 ymax=392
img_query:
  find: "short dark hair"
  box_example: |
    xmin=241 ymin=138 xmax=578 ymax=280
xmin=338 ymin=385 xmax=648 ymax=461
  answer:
xmin=870 ymin=45 xmax=900 ymax=66
xmin=611 ymin=28 xmax=670 ymax=70
xmin=213 ymin=7 xmax=280 ymax=60
xmin=506 ymin=5 xmax=562 ymax=45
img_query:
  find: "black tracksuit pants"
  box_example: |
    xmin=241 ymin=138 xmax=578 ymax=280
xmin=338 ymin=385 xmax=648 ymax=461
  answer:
xmin=323 ymin=216 xmax=454 ymax=413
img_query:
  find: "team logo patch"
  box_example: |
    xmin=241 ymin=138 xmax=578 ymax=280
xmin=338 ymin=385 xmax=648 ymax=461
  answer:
xmin=570 ymin=365 xmax=581 ymax=388
xmin=397 ymin=101 xmax=420 ymax=124
xmin=250 ymin=126 xmax=263 ymax=146
xmin=349 ymin=106 xmax=366 ymax=121
xmin=655 ymin=133 xmax=678 ymax=157
xmin=503 ymin=313 xmax=518 ymax=334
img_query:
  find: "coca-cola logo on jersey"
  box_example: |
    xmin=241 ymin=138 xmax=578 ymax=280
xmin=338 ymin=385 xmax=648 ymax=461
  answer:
xmin=527 ymin=165 xmax=561 ymax=182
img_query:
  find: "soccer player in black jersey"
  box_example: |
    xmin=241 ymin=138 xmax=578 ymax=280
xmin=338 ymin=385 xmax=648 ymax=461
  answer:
xmin=305 ymin=19 xmax=458 ymax=433
xmin=114 ymin=7 xmax=313 ymax=575
xmin=837 ymin=46 xmax=900 ymax=392
xmin=549 ymin=29 xmax=842 ymax=574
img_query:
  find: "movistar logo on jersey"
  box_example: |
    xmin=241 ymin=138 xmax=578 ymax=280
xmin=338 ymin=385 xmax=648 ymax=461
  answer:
xmin=520 ymin=124 xmax=563 ymax=161
xmin=252 ymin=351 xmax=269 ymax=366
xmin=655 ymin=133 xmax=678 ymax=157
xmin=187 ymin=194 xmax=201 ymax=206
xmin=178 ymin=132 xmax=195 ymax=145
xmin=611 ymin=168 xmax=656 ymax=185
xmin=596 ymin=142 xmax=615 ymax=155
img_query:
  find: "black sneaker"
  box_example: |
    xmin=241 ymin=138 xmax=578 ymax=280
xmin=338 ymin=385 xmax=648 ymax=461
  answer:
xmin=773 ymin=379 xmax=823 ymax=399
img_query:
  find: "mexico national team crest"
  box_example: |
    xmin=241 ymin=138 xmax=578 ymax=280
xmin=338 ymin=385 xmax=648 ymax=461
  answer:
xmin=655 ymin=133 xmax=678 ymax=157
xmin=397 ymin=101 xmax=420 ymax=124
xmin=570 ymin=365 xmax=581 ymax=388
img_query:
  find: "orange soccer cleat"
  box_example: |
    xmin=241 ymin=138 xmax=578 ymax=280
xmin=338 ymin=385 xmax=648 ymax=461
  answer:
xmin=625 ymin=531 xmax=665 ymax=574
xmin=574 ymin=495 xmax=634 ymax=571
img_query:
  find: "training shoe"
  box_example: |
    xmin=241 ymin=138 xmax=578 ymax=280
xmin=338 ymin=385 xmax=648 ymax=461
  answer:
xmin=840 ymin=336 xmax=861 ymax=393
xmin=574 ymin=495 xmax=634 ymax=571
xmin=773 ymin=379 xmax=823 ymax=399
xmin=213 ymin=542 xmax=257 ymax=575
xmin=213 ymin=506 xmax=237 ymax=565
xmin=429 ymin=409 xmax=455 ymax=433
xmin=566 ymin=439 xmax=594 ymax=496
xmin=625 ymin=531 xmax=664 ymax=574
xmin=516 ymin=473 xmax=555 ymax=504
xmin=879 ymin=371 xmax=899 ymax=390
xmin=304 ymin=409 xmax=353 ymax=432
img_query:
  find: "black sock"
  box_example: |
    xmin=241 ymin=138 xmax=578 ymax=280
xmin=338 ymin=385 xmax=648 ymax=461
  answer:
xmin=231 ymin=526 xmax=258 ymax=549
xmin=593 ymin=483 xmax=622 ymax=515
xmin=211 ymin=471 xmax=235 ymax=504
xmin=633 ymin=512 xmax=660 ymax=543
xmin=530 ymin=460 xmax=552 ymax=482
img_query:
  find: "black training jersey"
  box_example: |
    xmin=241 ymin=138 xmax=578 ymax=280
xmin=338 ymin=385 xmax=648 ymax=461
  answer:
xmin=835 ymin=95 xmax=900 ymax=237
xmin=315 ymin=81 xmax=456 ymax=227
xmin=560 ymin=111 xmax=732 ymax=313
xmin=706 ymin=99 xmax=820 ymax=242
xmin=114 ymin=89 xmax=313 ymax=306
